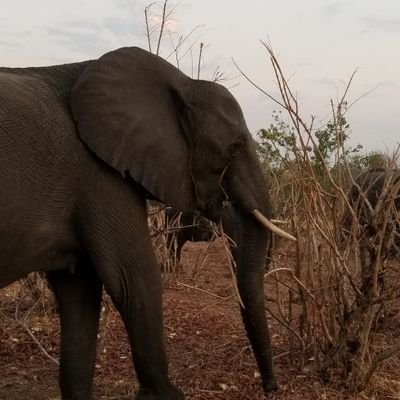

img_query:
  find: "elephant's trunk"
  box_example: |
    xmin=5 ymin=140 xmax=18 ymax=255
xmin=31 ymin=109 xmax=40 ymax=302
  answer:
xmin=222 ymin=206 xmax=277 ymax=392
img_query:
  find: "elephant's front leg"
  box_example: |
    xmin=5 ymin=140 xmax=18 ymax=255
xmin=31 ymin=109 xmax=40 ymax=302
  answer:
xmin=81 ymin=188 xmax=184 ymax=400
xmin=95 ymin=244 xmax=183 ymax=400
xmin=110 ymin=259 xmax=183 ymax=400
xmin=47 ymin=262 xmax=102 ymax=400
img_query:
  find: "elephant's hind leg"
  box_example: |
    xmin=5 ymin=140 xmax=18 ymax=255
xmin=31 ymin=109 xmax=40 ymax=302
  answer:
xmin=47 ymin=261 xmax=102 ymax=400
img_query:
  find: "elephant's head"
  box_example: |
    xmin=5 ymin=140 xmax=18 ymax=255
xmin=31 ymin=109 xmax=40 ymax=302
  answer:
xmin=71 ymin=47 xmax=294 ymax=392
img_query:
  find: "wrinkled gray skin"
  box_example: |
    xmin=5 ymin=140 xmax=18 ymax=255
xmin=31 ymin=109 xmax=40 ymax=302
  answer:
xmin=0 ymin=47 xmax=276 ymax=399
xmin=342 ymin=168 xmax=400 ymax=256
xmin=341 ymin=168 xmax=400 ymax=265
xmin=341 ymin=168 xmax=400 ymax=296
xmin=164 ymin=207 xmax=216 ymax=263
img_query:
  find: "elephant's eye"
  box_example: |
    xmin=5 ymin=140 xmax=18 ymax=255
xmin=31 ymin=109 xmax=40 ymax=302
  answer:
xmin=230 ymin=142 xmax=242 ymax=158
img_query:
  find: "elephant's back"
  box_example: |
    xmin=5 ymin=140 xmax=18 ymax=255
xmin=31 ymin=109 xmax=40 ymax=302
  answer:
xmin=348 ymin=168 xmax=400 ymax=217
xmin=0 ymin=64 xmax=89 ymax=157
xmin=0 ymin=63 xmax=93 ymax=182
xmin=0 ymin=64 xmax=94 ymax=264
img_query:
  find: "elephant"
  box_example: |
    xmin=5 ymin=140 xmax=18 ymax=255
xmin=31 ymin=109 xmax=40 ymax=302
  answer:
xmin=341 ymin=168 xmax=400 ymax=296
xmin=0 ymin=46 xmax=295 ymax=399
xmin=164 ymin=207 xmax=216 ymax=264
xmin=341 ymin=168 xmax=400 ymax=255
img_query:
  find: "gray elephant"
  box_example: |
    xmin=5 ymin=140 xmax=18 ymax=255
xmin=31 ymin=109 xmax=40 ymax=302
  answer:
xmin=341 ymin=168 xmax=400 ymax=296
xmin=342 ymin=168 xmax=400 ymax=255
xmin=164 ymin=207 xmax=216 ymax=264
xmin=0 ymin=46 xmax=295 ymax=399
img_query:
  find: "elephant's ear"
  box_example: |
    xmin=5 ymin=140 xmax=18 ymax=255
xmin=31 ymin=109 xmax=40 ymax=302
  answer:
xmin=71 ymin=46 xmax=196 ymax=211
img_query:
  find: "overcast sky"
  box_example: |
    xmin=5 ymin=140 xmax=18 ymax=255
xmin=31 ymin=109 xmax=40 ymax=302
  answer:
xmin=1 ymin=0 xmax=399 ymax=152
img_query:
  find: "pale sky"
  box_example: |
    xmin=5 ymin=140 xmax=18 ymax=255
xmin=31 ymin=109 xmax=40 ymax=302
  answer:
xmin=1 ymin=0 xmax=399 ymax=152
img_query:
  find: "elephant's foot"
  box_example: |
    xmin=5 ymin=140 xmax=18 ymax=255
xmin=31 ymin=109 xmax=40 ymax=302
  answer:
xmin=135 ymin=385 xmax=184 ymax=400
xmin=263 ymin=378 xmax=278 ymax=393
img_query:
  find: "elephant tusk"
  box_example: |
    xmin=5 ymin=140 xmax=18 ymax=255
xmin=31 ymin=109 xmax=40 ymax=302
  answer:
xmin=251 ymin=209 xmax=297 ymax=242
xmin=270 ymin=218 xmax=289 ymax=225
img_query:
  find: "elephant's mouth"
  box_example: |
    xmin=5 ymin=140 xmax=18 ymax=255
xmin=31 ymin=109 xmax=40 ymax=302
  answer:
xmin=195 ymin=187 xmax=226 ymax=221
xmin=194 ymin=173 xmax=296 ymax=241
xmin=197 ymin=199 xmax=296 ymax=242
xmin=196 ymin=198 xmax=223 ymax=221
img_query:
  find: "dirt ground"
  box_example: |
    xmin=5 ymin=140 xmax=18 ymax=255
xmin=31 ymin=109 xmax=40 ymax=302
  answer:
xmin=0 ymin=240 xmax=397 ymax=400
